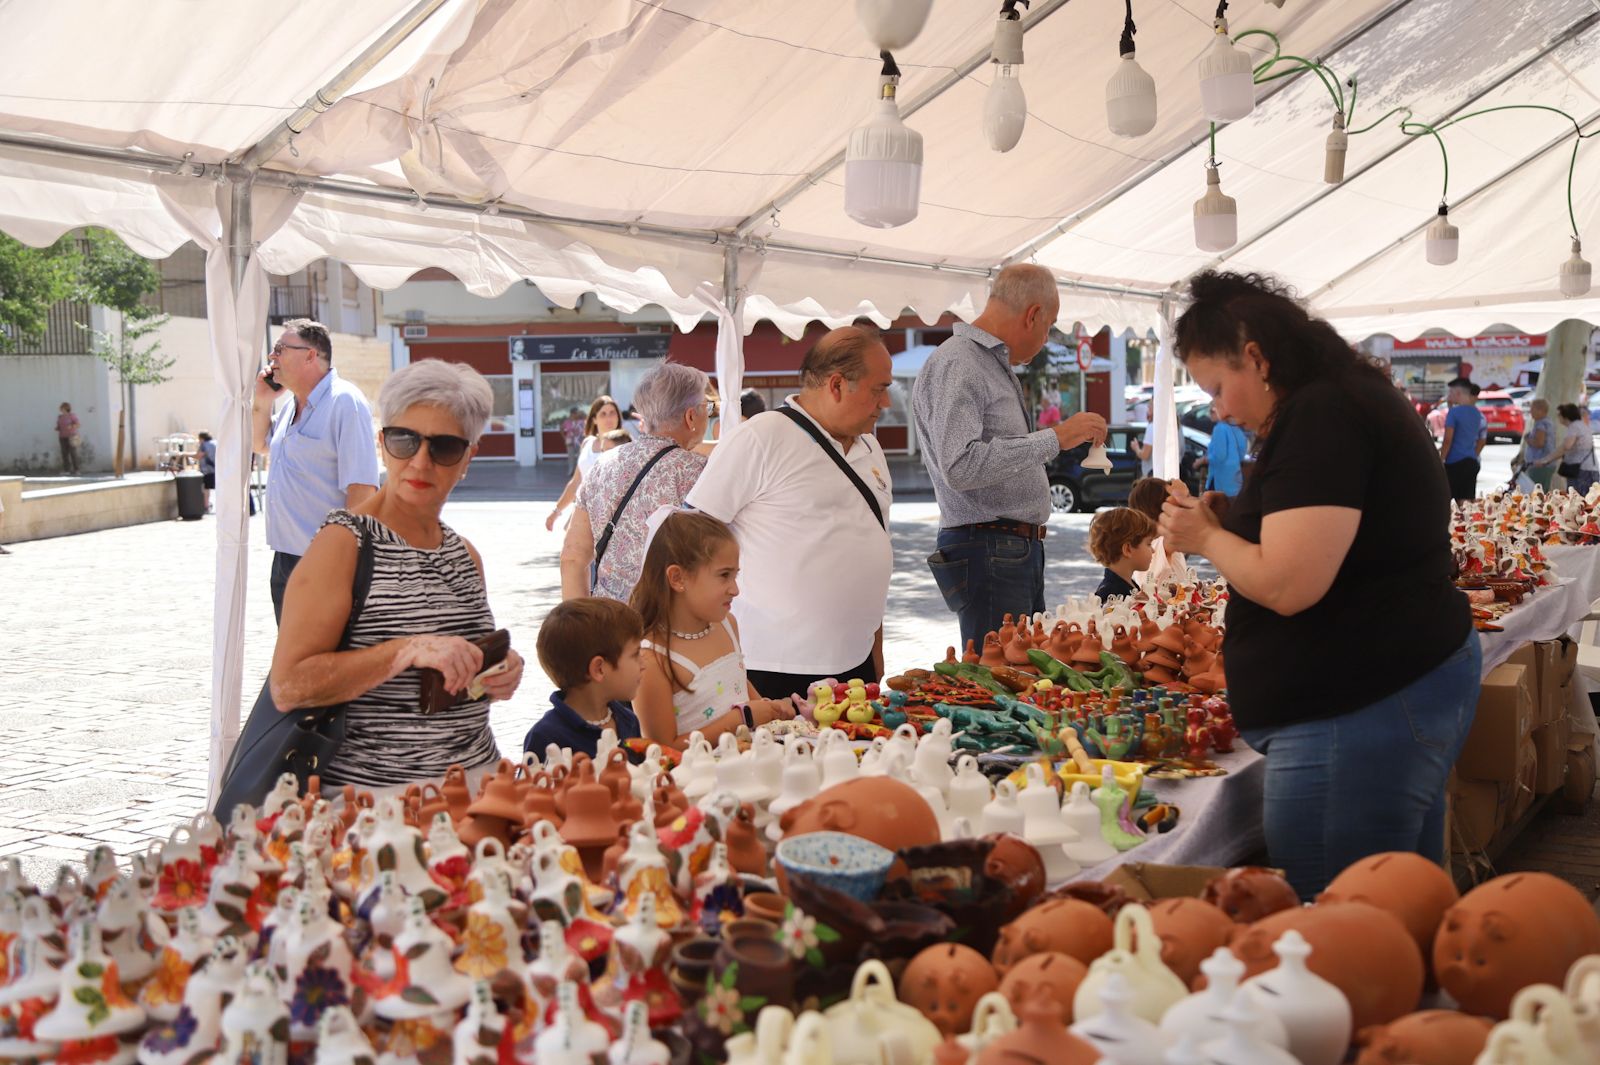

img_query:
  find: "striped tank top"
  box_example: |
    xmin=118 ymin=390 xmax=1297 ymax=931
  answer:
xmin=319 ymin=510 xmax=500 ymax=787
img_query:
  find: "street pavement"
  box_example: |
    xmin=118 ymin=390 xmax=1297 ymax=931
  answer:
xmin=0 ymin=464 xmax=1116 ymax=886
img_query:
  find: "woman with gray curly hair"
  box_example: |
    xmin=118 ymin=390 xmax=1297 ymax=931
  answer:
xmin=267 ymin=358 xmax=525 ymax=790
xmin=560 ymin=361 xmax=711 ymax=601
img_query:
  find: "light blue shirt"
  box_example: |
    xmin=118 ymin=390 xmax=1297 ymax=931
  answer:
xmin=266 ymin=368 xmax=379 ymax=555
xmin=1444 ymin=404 xmax=1485 ymax=464
xmin=1525 ymin=415 xmax=1557 ymax=465
xmin=1206 ymin=421 xmax=1247 ymax=497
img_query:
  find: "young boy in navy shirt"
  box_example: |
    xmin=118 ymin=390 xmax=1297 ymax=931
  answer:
xmin=1089 ymin=507 xmax=1156 ymax=602
xmin=523 ymin=597 xmax=643 ymax=758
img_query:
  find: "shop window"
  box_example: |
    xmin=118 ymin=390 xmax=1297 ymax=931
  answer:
xmin=486 ymin=376 xmax=514 ymax=433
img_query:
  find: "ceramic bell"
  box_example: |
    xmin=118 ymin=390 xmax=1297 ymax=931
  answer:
xmin=152 ymin=824 xmax=210 ymax=913
xmin=722 ymin=1004 xmax=796 ymax=1065
xmin=374 ymin=896 xmax=473 ymax=1021
xmin=0 ymin=898 xmax=64 ymax=1063
xmin=1082 ymin=443 xmax=1114 ymax=474
xmin=1239 ymin=930 xmax=1352 ymax=1065
xmin=210 ymin=961 xmax=289 ymax=1065
xmin=1074 ymin=905 xmax=1187 ymax=1025
xmin=817 ymin=731 xmax=861 ymax=791
xmin=766 ymin=740 xmax=822 ymax=843
xmin=524 ymin=920 xmax=588 ymax=1021
xmin=606 ymin=892 xmax=680 ymax=1028
xmin=99 ymin=877 xmax=168 ymax=987
xmin=139 ymin=906 xmax=212 ymax=1023
xmin=958 ymin=992 xmax=1019 ymax=1055
xmin=137 ymin=935 xmax=248 ymax=1065
xmin=198 ymin=841 xmax=262 ymax=944
xmin=454 ymin=868 xmax=522 ymax=981
xmin=1016 ymin=764 xmax=1080 ymax=883
xmin=362 ymin=796 xmax=444 ymax=908
xmin=534 ymin=982 xmax=610 ymax=1063
xmin=615 ymin=820 xmax=683 ymax=929
xmin=1200 ymin=996 xmax=1299 ymax=1065
xmin=284 ymin=894 xmax=355 ymax=1040
xmin=692 ymin=843 xmax=745 ymax=936
xmin=425 ymin=811 xmax=472 ymax=910
xmin=313 ymin=1004 xmax=379 ymax=1065
xmin=822 ymin=960 xmax=943 ymax=1064
xmin=947 ymin=757 xmax=993 ymax=826
xmin=608 ymin=999 xmax=671 ymax=1065
xmin=1070 ymin=973 xmax=1168 ymax=1065
xmin=980 ymin=781 xmax=1026 ymax=837
xmin=451 ymin=981 xmax=505 ymax=1065
xmin=1059 ymin=782 xmax=1117 ymax=866
xmin=1160 ymin=948 xmax=1287 ymax=1049
xmin=674 ymin=734 xmax=718 ymax=800
xmin=912 ymin=725 xmax=958 ymax=797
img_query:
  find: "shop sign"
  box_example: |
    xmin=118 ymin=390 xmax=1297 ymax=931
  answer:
xmin=509 ymin=333 xmax=671 ymax=361
xmin=1391 ymin=333 xmax=1546 ymax=352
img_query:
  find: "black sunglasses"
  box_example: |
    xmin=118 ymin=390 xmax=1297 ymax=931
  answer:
xmin=381 ymin=426 xmax=471 ymax=466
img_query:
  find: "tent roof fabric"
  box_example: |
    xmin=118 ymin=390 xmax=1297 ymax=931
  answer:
xmin=2 ymin=0 xmax=1599 ymax=337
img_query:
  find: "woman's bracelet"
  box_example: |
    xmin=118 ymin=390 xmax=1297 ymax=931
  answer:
xmin=741 ymin=704 xmax=756 ymax=730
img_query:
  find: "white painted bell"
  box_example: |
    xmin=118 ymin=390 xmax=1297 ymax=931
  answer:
xmin=1082 ymin=443 xmax=1114 ymax=473
xmin=285 ymin=896 xmax=355 ymax=1039
xmin=981 ymin=780 xmax=1026 ymax=837
xmin=0 ymin=898 xmax=63 ymax=1007
xmin=374 ymin=897 xmax=473 ymax=1020
xmin=767 ymin=739 xmax=822 ymax=842
xmin=609 ymin=999 xmax=671 ymax=1065
xmin=213 ymin=961 xmax=289 ymax=1065
xmin=1016 ymin=763 xmax=1081 ymax=883
xmin=525 ymin=920 xmax=586 ymax=1021
xmin=100 ymin=877 xmax=167 ymax=984
xmin=1200 ymin=996 xmax=1299 ymax=1065
xmin=1161 ymin=948 xmax=1287 ymax=1048
xmin=137 ymin=935 xmax=247 ymax=1065
xmin=947 ymin=756 xmax=993 ymax=824
xmin=535 ymin=981 xmax=610 ymax=1063
xmin=35 ymin=918 xmax=147 ymax=1040
xmin=1239 ymin=931 xmax=1351 ymax=1065
xmin=452 ymin=980 xmax=506 ymax=1065
xmin=1061 ymin=781 xmax=1118 ymax=865
xmin=819 ymin=731 xmax=861 ymax=791
xmin=314 ymin=1005 xmax=379 ymax=1065
xmin=1070 ymin=972 xmax=1168 ymax=1065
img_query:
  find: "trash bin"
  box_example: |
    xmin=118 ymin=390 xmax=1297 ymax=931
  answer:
xmin=174 ymin=471 xmax=205 ymax=521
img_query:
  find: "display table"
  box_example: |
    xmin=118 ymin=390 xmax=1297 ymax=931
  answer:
xmin=1070 ymin=745 xmax=1265 ymax=884
xmin=1545 ymin=543 xmax=1600 ymax=613
xmin=1478 ymin=578 xmax=1579 ymax=675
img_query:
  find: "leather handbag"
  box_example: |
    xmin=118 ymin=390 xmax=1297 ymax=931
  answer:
xmin=212 ymin=523 xmax=375 ymax=821
xmin=417 ymin=628 xmax=512 ymax=715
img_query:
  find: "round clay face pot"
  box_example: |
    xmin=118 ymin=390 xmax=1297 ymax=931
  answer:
xmin=1353 ymin=1009 xmax=1493 ymax=1065
xmin=778 ymin=777 xmax=941 ymax=884
xmin=1230 ymin=900 xmax=1424 ymax=1031
xmin=998 ymin=951 xmax=1088 ymax=1024
xmin=992 ymin=898 xmax=1114 ymax=975
xmin=1046 ymin=881 xmax=1132 ymax=919
xmin=1146 ymin=896 xmax=1235 ymax=988
xmin=1432 ymin=871 xmax=1600 ymax=1019
xmin=983 ymin=834 xmax=1046 ymax=921
xmin=1320 ymin=852 xmax=1459 ymax=971
xmin=1203 ymin=866 xmax=1301 ymax=921
xmin=899 ymin=943 xmax=1000 ymax=1038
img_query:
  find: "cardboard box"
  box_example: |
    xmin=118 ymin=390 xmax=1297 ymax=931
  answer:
xmin=1558 ymin=733 xmax=1597 ymax=815
xmin=1449 ymin=774 xmax=1506 ymax=852
xmin=1101 ymin=863 xmax=1232 ymax=902
xmin=1511 ymin=735 xmax=1538 ymax=823
xmin=1506 ymin=640 xmax=1575 ymax=727
xmin=1532 ymin=718 xmax=1572 ymax=795
xmin=1456 ymin=663 xmax=1536 ymax=781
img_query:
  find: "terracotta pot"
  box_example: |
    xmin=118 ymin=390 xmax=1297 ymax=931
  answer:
xmin=1432 ymin=871 xmax=1600 ymax=1019
xmin=711 ymin=935 xmax=795 ymax=1013
xmin=778 ymin=777 xmax=941 ymax=886
xmin=670 ymin=936 xmax=720 ymax=990
xmin=1046 ymin=623 xmax=1078 ymax=663
xmin=1045 ymin=880 xmax=1132 ymax=919
xmin=1319 ymin=852 xmax=1458 ymax=972
xmin=1202 ymin=867 xmax=1301 ymax=922
xmin=980 ymin=633 xmax=1008 ymax=669
xmin=1353 ymin=1009 xmax=1493 ymax=1065
xmin=721 ymin=916 xmax=777 ymax=941
xmin=869 ymin=900 xmax=957 ymax=963
xmin=742 ymin=893 xmax=787 ymax=926
xmin=599 ymin=747 xmax=633 ymax=803
xmin=1145 ymin=896 xmax=1235 ymax=988
xmin=998 ymin=951 xmax=1088 ymax=1023
xmin=992 ymin=898 xmax=1115 ymax=975
xmin=724 ymin=806 xmax=769 ymax=878
xmin=899 ymin=943 xmax=1000 ymax=1037
xmin=560 ymin=776 xmax=620 ymax=850
xmin=976 ymin=984 xmax=1100 ymax=1065
xmin=1230 ymin=900 xmax=1424 ymax=1031
xmin=982 ymin=834 xmax=1046 ymax=922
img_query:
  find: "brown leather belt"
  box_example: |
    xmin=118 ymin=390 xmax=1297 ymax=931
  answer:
xmin=956 ymin=519 xmax=1048 ymax=541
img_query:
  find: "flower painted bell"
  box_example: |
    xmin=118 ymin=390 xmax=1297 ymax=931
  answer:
xmin=211 ymin=961 xmax=289 ymax=1065
xmin=138 ymin=907 xmax=211 ymax=1022
xmin=363 ymin=797 xmax=444 ymax=908
xmin=311 ymin=1004 xmax=378 ymax=1065
xmin=603 ymin=893 xmax=679 ymax=1028
xmin=691 ymin=843 xmax=744 ymax=937
xmin=373 ymin=897 xmax=472 ymax=1021
xmin=608 ymin=1000 xmax=671 ymax=1065
xmin=0 ymin=898 xmax=65 ymax=1063
xmin=284 ymin=895 xmax=355 ymax=1041
xmin=98 ymin=878 xmax=168 ymax=988
xmin=34 ymin=919 xmax=147 ymax=1052
xmin=524 ymin=920 xmax=587 ymax=1025
xmin=451 ymin=980 xmax=506 ymax=1065
xmin=454 ymin=869 xmax=521 ymax=981
xmin=137 ymin=935 xmax=248 ymax=1065
xmin=617 ymin=822 xmax=683 ymax=930
xmin=198 ymin=842 xmax=262 ymax=945
xmin=257 ymin=886 xmax=300 ymax=981
xmin=464 ymin=836 xmax=518 ymax=909
xmin=534 ymin=982 xmax=610 ymax=1063
xmin=84 ymin=847 xmax=121 ymax=904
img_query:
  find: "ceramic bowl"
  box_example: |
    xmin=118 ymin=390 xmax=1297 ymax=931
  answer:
xmin=775 ymin=831 xmax=894 ymax=903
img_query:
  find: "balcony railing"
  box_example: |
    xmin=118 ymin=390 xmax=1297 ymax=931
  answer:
xmin=269 ymin=284 xmax=317 ymax=324
xmin=3 ymin=299 xmax=92 ymax=355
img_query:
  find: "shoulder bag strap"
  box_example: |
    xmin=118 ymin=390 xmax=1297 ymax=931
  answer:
xmin=339 ymin=519 xmax=377 ymax=649
xmin=593 ymin=444 xmax=679 ymax=572
xmin=775 ymin=406 xmax=885 ymax=530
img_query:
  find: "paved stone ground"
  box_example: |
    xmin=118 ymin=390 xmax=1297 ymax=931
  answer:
xmin=0 ymin=464 xmax=1109 ymax=886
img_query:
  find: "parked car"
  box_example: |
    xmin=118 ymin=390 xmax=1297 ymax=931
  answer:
xmin=1046 ymin=424 xmax=1207 ymax=513
xmin=1477 ymin=391 xmax=1525 ymax=443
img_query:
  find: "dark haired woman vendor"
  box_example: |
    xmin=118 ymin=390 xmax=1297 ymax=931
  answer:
xmin=1158 ymin=270 xmax=1479 ymax=898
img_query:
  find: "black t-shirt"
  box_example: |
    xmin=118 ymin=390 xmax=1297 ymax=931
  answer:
xmin=1096 ymin=568 xmax=1137 ymax=601
xmin=1220 ymin=370 xmax=1470 ymax=730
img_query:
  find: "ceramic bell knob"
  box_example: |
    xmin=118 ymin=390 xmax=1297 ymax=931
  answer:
xmin=1160 ymin=948 xmax=1287 ymax=1049
xmin=1239 ymin=930 xmax=1351 ymax=1065
xmin=607 ymin=999 xmax=671 ymax=1065
xmin=1069 ymin=973 xmax=1168 ymax=1065
xmin=981 ymin=781 xmax=1026 ymax=837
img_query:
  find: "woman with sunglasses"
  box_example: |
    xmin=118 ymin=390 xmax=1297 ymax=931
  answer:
xmin=268 ymin=359 xmax=525 ymax=792
xmin=545 ymin=394 xmax=625 ymax=531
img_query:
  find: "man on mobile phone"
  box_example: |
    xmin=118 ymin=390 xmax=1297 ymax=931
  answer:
xmin=252 ymin=319 xmax=380 ymax=623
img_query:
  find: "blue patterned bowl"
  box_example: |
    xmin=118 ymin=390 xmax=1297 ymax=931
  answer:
xmin=774 ymin=831 xmax=894 ymax=903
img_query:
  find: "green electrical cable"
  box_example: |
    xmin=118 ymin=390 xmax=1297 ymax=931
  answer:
xmin=1398 ymin=116 xmax=1449 ymax=201
xmin=1345 ymin=76 xmax=1358 ymax=125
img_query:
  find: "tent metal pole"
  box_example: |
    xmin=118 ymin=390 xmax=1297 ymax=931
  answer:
xmin=228 ymin=172 xmax=252 ymax=296
xmin=1309 ymin=102 xmax=1600 ymax=303
xmin=722 ymin=244 xmax=738 ymax=312
xmin=1213 ymin=10 xmax=1600 ymax=269
xmin=235 ymin=0 xmax=453 ymax=170
xmin=998 ymin=0 xmax=1426 ymax=267
xmin=730 ymin=0 xmax=1079 ymax=240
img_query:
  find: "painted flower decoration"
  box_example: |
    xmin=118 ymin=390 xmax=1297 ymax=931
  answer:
xmin=778 ymin=902 xmax=840 ymax=968
xmin=455 ymin=912 xmax=509 ymax=979
xmin=387 ymin=1016 xmax=444 ymax=1056
xmin=141 ymin=948 xmax=191 ymax=1008
xmin=154 ymin=858 xmax=209 ymax=911
xmin=290 ymin=963 xmax=349 ymax=1028
xmin=140 ymin=1005 xmax=198 ymax=1053
xmin=700 ymin=981 xmax=744 ymax=1036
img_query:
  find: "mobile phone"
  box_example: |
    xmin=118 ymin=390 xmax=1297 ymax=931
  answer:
xmin=264 ymin=368 xmax=283 ymax=392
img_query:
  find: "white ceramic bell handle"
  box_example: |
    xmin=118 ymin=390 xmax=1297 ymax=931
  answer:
xmin=755 ymin=1004 xmax=796 ymax=1062
xmin=1510 ymin=984 xmax=1585 ymax=1059
xmin=850 ymin=958 xmax=898 ymax=1007
xmin=895 ymin=723 xmax=920 ymax=745
xmin=994 ymin=780 xmax=1019 ymax=804
xmin=1023 ymin=762 xmax=1048 ymax=790
xmin=1115 ymin=904 xmax=1162 ymax=965
xmin=949 ymin=817 xmax=975 ymax=840
xmin=1475 ymin=1019 xmax=1551 ymax=1065
xmin=967 ymin=991 xmax=1018 ymax=1041
xmin=784 ymin=1011 xmax=833 ymax=1065
xmin=785 ymin=738 xmax=814 ymax=764
xmin=1566 ymin=955 xmax=1600 ymax=1011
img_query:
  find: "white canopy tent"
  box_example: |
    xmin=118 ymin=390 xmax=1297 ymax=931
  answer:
xmin=4 ymin=0 xmax=1600 ymax=793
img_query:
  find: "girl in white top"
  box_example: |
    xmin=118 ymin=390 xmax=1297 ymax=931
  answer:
xmin=631 ymin=511 xmax=795 ymax=746
xmin=546 ymin=395 xmax=623 ymax=531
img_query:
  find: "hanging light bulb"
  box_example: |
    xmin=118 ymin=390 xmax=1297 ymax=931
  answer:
xmin=984 ymin=4 xmax=1027 ymax=152
xmin=845 ymin=53 xmax=924 ymax=229
xmin=1106 ymin=0 xmax=1157 ymax=138
xmin=1424 ymin=204 xmax=1459 ymax=265
xmin=1324 ymin=112 xmax=1348 ymax=184
xmin=1561 ymin=238 xmax=1592 ymax=297
xmin=1194 ymin=162 xmax=1237 ymax=252
xmin=1197 ymin=15 xmax=1255 ymax=122
xmin=855 ymin=0 xmax=933 ymax=51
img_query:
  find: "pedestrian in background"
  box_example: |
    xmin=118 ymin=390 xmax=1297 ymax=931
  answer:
xmin=1439 ymin=377 xmax=1485 ymax=502
xmin=560 ymin=406 xmax=586 ymax=474
xmin=1537 ymin=402 xmax=1599 ymax=495
xmin=1521 ymin=398 xmax=1557 ymax=490
xmin=547 ymin=395 xmax=624 ymax=531
xmin=739 ymin=388 xmax=767 ymax=421
xmin=1037 ymin=395 xmax=1062 ymax=428
xmin=197 ymin=431 xmax=217 ymax=512
xmin=1205 ymin=412 xmax=1249 ymax=498
xmin=55 ymin=402 xmax=81 ymax=474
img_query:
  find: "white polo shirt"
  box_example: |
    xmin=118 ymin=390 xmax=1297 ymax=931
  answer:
xmin=686 ymin=397 xmax=893 ymax=675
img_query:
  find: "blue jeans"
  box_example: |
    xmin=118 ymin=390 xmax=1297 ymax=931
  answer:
xmin=1240 ymin=633 xmax=1481 ymax=900
xmin=927 ymin=528 xmax=1045 ymax=651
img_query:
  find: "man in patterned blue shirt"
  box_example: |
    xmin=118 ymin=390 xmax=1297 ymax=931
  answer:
xmin=912 ymin=265 xmax=1106 ymax=647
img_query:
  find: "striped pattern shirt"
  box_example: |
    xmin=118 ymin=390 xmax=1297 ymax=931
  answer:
xmin=319 ymin=510 xmax=500 ymax=787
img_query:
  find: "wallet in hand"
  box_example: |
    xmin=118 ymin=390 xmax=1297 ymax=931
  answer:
xmin=417 ymin=629 xmax=511 ymax=715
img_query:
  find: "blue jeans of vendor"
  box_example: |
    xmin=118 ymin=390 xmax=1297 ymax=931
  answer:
xmin=927 ymin=525 xmax=1045 ymax=652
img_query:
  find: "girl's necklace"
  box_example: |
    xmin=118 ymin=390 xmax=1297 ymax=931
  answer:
xmin=672 ymin=622 xmax=714 ymax=640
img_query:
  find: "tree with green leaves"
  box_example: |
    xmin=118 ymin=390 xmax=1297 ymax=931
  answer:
xmin=0 ymin=233 xmax=74 ymax=352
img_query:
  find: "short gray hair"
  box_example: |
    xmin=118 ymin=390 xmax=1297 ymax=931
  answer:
xmin=379 ymin=359 xmax=495 ymax=443
xmin=988 ymin=264 xmax=1058 ymax=313
xmin=799 ymin=326 xmax=883 ymax=389
xmin=634 ymin=362 xmax=709 ymax=434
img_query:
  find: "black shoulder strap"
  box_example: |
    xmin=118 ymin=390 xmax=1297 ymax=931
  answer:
xmin=774 ymin=406 xmax=885 ymax=530
xmin=594 ymin=444 xmax=679 ymax=571
xmin=336 ymin=517 xmax=376 ymax=651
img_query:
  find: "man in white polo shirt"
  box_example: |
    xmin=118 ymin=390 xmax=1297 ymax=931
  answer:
xmin=686 ymin=326 xmax=894 ymax=699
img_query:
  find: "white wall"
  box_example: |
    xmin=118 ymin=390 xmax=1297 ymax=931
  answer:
xmin=380 ymin=280 xmax=673 ymax=326
xmin=0 ymin=354 xmax=115 ymax=473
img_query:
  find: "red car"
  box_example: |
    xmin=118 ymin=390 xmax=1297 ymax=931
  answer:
xmin=1477 ymin=390 xmax=1525 ymax=444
